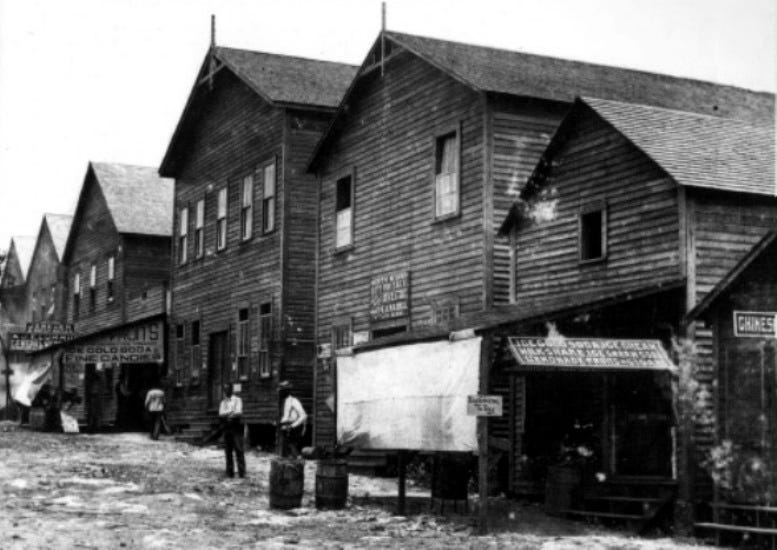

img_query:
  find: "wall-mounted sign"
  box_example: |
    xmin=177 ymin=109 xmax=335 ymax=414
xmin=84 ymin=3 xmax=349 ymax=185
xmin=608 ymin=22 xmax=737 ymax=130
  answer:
xmin=369 ymin=271 xmax=409 ymax=321
xmin=8 ymin=322 xmax=76 ymax=352
xmin=353 ymin=331 xmax=370 ymax=346
xmin=467 ymin=395 xmax=503 ymax=417
xmin=733 ymin=311 xmax=777 ymax=338
xmin=508 ymin=337 xmax=675 ymax=371
xmin=63 ymin=320 xmax=164 ymax=366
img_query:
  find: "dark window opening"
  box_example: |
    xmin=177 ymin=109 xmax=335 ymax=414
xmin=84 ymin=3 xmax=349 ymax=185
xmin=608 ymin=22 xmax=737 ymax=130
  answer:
xmin=335 ymin=175 xmax=353 ymax=248
xmin=371 ymin=325 xmax=407 ymax=340
xmin=580 ymin=209 xmax=605 ymax=261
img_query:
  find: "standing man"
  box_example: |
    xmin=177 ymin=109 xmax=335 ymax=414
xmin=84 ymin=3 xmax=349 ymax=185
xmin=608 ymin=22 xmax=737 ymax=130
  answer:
xmin=144 ymin=383 xmax=165 ymax=440
xmin=278 ymin=380 xmax=307 ymax=458
xmin=219 ymin=384 xmax=245 ymax=478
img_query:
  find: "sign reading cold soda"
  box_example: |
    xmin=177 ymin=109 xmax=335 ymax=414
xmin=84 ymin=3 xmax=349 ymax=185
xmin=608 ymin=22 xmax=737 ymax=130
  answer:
xmin=64 ymin=320 xmax=164 ymax=366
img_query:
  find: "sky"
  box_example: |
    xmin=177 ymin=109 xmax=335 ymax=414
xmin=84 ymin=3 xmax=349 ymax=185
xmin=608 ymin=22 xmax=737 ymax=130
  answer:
xmin=0 ymin=0 xmax=774 ymax=251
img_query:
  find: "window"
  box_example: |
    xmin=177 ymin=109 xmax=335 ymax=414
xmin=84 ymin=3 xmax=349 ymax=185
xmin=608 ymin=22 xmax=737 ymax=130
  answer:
xmin=579 ymin=204 xmax=607 ymax=262
xmin=178 ymin=206 xmax=188 ymax=264
xmin=434 ymin=131 xmax=459 ymax=218
xmin=107 ymin=255 xmax=115 ymax=302
xmin=332 ymin=321 xmax=352 ymax=350
xmin=241 ymin=175 xmax=253 ymax=240
xmin=191 ymin=320 xmax=201 ymax=379
xmin=258 ymin=302 xmax=272 ymax=378
xmin=216 ymin=187 xmax=227 ymax=250
xmin=263 ymin=162 xmax=276 ymax=233
xmin=72 ymin=272 xmax=80 ymax=320
xmin=237 ymin=308 xmax=250 ymax=379
xmin=432 ymin=296 xmax=460 ymax=326
xmin=89 ymin=264 xmax=97 ymax=311
xmin=335 ymin=175 xmax=353 ymax=249
xmin=175 ymin=323 xmax=185 ymax=385
xmin=194 ymin=199 xmax=204 ymax=258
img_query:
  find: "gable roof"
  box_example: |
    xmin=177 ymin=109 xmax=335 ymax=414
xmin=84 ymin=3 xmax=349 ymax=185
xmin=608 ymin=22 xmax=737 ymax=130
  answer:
xmin=160 ymin=46 xmax=358 ymax=177
xmin=43 ymin=213 xmax=73 ymax=261
xmin=9 ymin=235 xmax=36 ymax=281
xmin=685 ymin=231 xmax=777 ymax=323
xmin=310 ymin=30 xmax=774 ymax=171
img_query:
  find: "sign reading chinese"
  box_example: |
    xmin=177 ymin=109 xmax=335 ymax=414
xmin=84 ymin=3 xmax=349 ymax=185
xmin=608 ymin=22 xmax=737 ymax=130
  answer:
xmin=508 ymin=337 xmax=675 ymax=371
xmin=8 ymin=322 xmax=76 ymax=352
xmin=369 ymin=271 xmax=409 ymax=321
xmin=64 ymin=320 xmax=164 ymax=366
xmin=733 ymin=311 xmax=777 ymax=338
xmin=467 ymin=395 xmax=503 ymax=417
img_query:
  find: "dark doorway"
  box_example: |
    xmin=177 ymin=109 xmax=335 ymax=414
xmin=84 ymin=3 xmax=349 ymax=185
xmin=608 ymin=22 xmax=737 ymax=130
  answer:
xmin=208 ymin=332 xmax=229 ymax=408
xmin=114 ymin=363 xmax=163 ymax=431
xmin=84 ymin=363 xmax=103 ymax=431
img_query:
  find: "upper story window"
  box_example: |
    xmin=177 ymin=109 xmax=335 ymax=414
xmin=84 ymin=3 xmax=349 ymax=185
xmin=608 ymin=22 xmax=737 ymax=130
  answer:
xmin=178 ymin=206 xmax=188 ymax=264
xmin=434 ymin=131 xmax=460 ymax=219
xmin=89 ymin=264 xmax=97 ymax=311
xmin=263 ymin=162 xmax=276 ymax=234
xmin=258 ymin=302 xmax=272 ymax=378
xmin=72 ymin=272 xmax=81 ymax=320
xmin=332 ymin=319 xmax=352 ymax=351
xmin=335 ymin=175 xmax=353 ymax=249
xmin=241 ymin=175 xmax=253 ymax=241
xmin=216 ymin=187 xmax=227 ymax=251
xmin=194 ymin=199 xmax=205 ymax=258
xmin=107 ymin=255 xmax=115 ymax=302
xmin=579 ymin=203 xmax=607 ymax=263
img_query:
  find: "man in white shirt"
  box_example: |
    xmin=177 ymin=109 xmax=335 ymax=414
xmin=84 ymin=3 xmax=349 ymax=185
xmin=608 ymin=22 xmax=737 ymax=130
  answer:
xmin=278 ymin=380 xmax=307 ymax=458
xmin=219 ymin=384 xmax=245 ymax=478
xmin=144 ymin=385 xmax=165 ymax=440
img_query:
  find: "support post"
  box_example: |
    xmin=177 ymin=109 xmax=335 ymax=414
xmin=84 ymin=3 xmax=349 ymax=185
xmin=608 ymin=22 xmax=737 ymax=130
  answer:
xmin=478 ymin=333 xmax=492 ymax=535
xmin=398 ymin=450 xmax=406 ymax=515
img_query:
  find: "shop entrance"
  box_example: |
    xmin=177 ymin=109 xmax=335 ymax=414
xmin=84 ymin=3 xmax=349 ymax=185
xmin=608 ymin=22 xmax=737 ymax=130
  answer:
xmin=114 ymin=363 xmax=164 ymax=431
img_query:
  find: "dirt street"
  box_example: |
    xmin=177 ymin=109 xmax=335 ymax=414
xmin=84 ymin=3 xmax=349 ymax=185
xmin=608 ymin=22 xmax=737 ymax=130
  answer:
xmin=0 ymin=425 xmax=714 ymax=549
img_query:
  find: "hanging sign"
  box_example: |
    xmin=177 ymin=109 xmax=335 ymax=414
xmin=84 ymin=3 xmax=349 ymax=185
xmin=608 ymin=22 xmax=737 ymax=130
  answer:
xmin=369 ymin=271 xmax=409 ymax=321
xmin=63 ymin=320 xmax=164 ymax=366
xmin=733 ymin=311 xmax=777 ymax=338
xmin=467 ymin=395 xmax=503 ymax=417
xmin=8 ymin=322 xmax=76 ymax=352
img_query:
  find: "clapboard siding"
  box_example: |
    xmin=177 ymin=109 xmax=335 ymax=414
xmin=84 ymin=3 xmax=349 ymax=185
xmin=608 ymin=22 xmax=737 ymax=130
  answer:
xmin=25 ymin=222 xmax=66 ymax=325
xmin=513 ymin=110 xmax=682 ymax=305
xmin=490 ymin=98 xmax=566 ymax=304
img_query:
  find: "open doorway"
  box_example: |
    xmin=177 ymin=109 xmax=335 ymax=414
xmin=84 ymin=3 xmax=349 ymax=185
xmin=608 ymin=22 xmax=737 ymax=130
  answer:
xmin=114 ymin=363 xmax=164 ymax=431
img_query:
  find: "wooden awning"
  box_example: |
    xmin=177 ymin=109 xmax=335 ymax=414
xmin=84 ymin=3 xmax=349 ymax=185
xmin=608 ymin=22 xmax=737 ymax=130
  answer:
xmin=507 ymin=337 xmax=675 ymax=372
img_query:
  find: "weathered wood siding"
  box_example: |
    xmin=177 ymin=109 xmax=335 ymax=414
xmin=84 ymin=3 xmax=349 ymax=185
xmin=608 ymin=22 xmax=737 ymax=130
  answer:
xmin=314 ymin=53 xmax=485 ymax=444
xmin=490 ymin=96 xmax=566 ymax=304
xmin=512 ymin=109 xmax=682 ymax=306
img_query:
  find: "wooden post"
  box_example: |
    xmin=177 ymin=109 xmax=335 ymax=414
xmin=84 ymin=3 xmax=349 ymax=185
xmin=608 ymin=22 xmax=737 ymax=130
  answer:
xmin=398 ymin=450 xmax=406 ymax=515
xmin=478 ymin=333 xmax=491 ymax=535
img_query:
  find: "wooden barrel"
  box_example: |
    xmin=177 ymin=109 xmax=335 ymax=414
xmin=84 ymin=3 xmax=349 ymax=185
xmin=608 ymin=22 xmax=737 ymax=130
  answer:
xmin=269 ymin=458 xmax=304 ymax=510
xmin=315 ymin=459 xmax=348 ymax=510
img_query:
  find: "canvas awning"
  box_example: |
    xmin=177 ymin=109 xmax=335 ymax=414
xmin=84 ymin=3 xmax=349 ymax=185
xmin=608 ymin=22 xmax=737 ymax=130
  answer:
xmin=507 ymin=337 xmax=675 ymax=372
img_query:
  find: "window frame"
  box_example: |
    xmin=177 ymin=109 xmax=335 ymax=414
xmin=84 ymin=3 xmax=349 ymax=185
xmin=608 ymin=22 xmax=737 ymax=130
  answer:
xmin=216 ymin=186 xmax=228 ymax=251
xmin=72 ymin=272 xmax=80 ymax=320
xmin=191 ymin=318 xmax=201 ymax=381
xmin=89 ymin=264 xmax=97 ymax=311
xmin=262 ymin=159 xmax=277 ymax=235
xmin=331 ymin=317 xmax=353 ymax=351
xmin=578 ymin=201 xmax=608 ymax=264
xmin=178 ymin=206 xmax=189 ymax=264
xmin=237 ymin=307 xmax=250 ymax=380
xmin=333 ymin=167 xmax=355 ymax=252
xmin=258 ymin=302 xmax=273 ymax=378
xmin=432 ymin=123 xmax=461 ymax=221
xmin=194 ymin=199 xmax=205 ymax=258
xmin=106 ymin=255 xmax=115 ymax=303
xmin=240 ymin=174 xmax=253 ymax=241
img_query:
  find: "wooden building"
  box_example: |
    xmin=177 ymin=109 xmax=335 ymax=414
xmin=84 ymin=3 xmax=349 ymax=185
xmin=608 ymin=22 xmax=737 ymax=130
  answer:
xmin=50 ymin=161 xmax=173 ymax=430
xmin=494 ymin=97 xmax=775 ymax=522
xmin=307 ymin=30 xmax=774 ymax=452
xmin=159 ymin=44 xmax=356 ymax=444
xmin=25 ymin=214 xmax=73 ymax=325
xmin=0 ymin=235 xmax=36 ymax=325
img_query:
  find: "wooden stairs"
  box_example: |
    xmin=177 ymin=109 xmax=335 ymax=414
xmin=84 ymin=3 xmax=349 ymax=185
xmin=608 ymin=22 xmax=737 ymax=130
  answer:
xmin=562 ymin=476 xmax=677 ymax=533
xmin=168 ymin=410 xmax=219 ymax=445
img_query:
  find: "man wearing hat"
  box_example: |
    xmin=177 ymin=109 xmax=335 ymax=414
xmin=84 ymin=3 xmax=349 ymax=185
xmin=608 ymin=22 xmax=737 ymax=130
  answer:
xmin=218 ymin=383 xmax=246 ymax=478
xmin=278 ymin=380 xmax=307 ymax=458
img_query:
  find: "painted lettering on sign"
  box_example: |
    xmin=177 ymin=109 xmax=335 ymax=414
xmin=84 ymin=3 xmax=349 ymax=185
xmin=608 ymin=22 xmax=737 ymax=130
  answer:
xmin=369 ymin=271 xmax=409 ymax=321
xmin=733 ymin=311 xmax=777 ymax=338
xmin=63 ymin=320 xmax=164 ymax=366
xmin=467 ymin=395 xmax=503 ymax=417
xmin=8 ymin=322 xmax=76 ymax=352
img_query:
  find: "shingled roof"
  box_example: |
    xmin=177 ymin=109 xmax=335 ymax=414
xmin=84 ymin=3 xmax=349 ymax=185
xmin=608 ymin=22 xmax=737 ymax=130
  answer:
xmin=90 ymin=162 xmax=174 ymax=236
xmin=385 ymin=31 xmax=773 ymax=122
xmin=43 ymin=213 xmax=73 ymax=260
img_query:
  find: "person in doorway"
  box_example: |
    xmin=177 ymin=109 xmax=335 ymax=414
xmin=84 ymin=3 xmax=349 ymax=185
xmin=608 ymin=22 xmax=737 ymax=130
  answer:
xmin=144 ymin=384 xmax=165 ymax=440
xmin=278 ymin=380 xmax=307 ymax=458
xmin=219 ymin=384 xmax=245 ymax=478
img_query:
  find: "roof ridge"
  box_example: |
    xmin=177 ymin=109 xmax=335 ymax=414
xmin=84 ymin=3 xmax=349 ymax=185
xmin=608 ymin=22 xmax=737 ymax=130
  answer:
xmin=215 ymin=45 xmax=358 ymax=68
xmin=385 ymin=30 xmax=776 ymax=96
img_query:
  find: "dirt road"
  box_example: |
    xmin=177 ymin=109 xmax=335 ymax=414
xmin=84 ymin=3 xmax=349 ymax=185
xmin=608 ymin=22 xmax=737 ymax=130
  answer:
xmin=0 ymin=426 xmax=712 ymax=549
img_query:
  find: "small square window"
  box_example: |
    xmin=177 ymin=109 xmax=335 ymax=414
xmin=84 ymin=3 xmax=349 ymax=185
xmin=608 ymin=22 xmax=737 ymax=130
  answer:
xmin=579 ymin=205 xmax=607 ymax=262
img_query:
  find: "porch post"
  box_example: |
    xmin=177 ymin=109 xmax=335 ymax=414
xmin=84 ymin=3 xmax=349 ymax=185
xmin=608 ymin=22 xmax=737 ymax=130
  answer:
xmin=478 ymin=332 xmax=492 ymax=535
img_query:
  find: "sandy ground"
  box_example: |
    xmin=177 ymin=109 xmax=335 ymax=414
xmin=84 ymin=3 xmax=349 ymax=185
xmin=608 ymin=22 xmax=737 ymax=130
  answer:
xmin=0 ymin=424 xmax=716 ymax=549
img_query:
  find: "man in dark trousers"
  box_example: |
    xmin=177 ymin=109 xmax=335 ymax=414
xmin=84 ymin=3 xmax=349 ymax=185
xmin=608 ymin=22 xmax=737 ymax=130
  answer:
xmin=144 ymin=383 xmax=166 ymax=440
xmin=278 ymin=380 xmax=307 ymax=458
xmin=219 ymin=384 xmax=245 ymax=478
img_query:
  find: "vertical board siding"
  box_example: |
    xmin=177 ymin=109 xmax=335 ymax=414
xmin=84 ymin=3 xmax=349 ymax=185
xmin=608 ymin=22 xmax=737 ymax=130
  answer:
xmin=313 ymin=54 xmax=485 ymax=445
xmin=513 ymin=111 xmax=682 ymax=306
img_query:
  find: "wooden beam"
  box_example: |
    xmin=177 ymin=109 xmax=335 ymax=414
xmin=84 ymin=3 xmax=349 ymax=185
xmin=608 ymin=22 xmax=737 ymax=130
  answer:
xmin=478 ymin=333 xmax=492 ymax=535
xmin=360 ymin=50 xmax=404 ymax=78
xmin=197 ymin=62 xmax=226 ymax=88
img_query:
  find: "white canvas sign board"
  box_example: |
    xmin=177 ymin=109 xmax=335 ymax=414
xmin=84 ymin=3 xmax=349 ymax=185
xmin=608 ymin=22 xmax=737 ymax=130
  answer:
xmin=337 ymin=336 xmax=481 ymax=451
